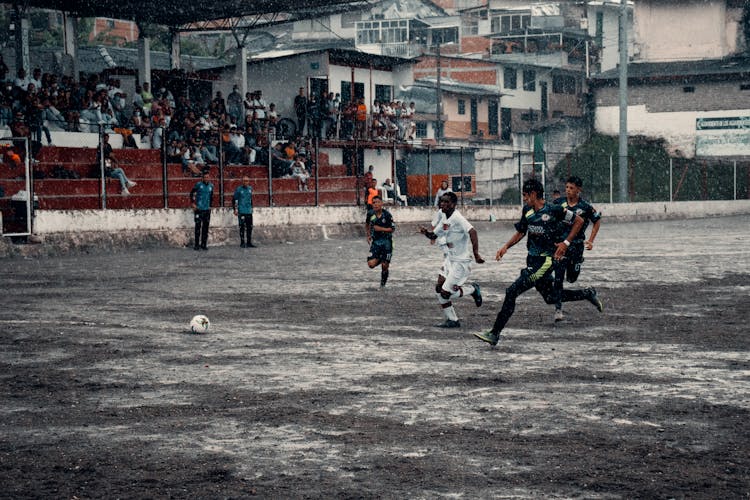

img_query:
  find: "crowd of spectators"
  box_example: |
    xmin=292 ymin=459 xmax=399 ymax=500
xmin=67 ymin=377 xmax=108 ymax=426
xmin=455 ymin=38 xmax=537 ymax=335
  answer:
xmin=1 ymin=59 xmax=418 ymax=181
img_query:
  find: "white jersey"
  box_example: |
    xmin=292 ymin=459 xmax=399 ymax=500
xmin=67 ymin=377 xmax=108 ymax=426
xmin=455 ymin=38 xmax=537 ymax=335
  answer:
xmin=433 ymin=209 xmax=474 ymax=262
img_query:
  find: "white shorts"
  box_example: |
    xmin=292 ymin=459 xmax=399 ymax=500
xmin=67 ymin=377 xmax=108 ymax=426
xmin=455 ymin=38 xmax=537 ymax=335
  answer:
xmin=439 ymin=257 xmax=472 ymax=293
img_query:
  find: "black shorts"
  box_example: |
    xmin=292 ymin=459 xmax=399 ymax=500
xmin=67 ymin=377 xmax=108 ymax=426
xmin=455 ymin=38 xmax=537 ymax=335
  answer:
xmin=368 ymin=239 xmax=393 ymax=263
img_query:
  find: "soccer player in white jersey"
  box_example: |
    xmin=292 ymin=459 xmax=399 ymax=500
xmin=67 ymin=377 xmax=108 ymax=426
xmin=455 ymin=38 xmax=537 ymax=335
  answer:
xmin=420 ymin=192 xmax=484 ymax=328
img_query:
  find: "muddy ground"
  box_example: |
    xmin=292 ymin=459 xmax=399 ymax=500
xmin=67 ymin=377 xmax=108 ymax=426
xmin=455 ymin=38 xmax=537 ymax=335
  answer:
xmin=0 ymin=216 xmax=748 ymax=499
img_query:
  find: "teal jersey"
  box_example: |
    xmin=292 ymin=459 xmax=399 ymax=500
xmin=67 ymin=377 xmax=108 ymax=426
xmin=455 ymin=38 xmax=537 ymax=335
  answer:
xmin=554 ymin=197 xmax=601 ymax=243
xmin=365 ymin=208 xmax=395 ymax=241
xmin=515 ymin=202 xmax=574 ymax=257
xmin=232 ymin=185 xmax=254 ymax=214
xmin=190 ymin=181 xmax=214 ymax=210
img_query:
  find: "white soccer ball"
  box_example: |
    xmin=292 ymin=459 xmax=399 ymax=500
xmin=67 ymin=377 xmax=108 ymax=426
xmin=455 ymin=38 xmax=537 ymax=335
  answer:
xmin=189 ymin=314 xmax=210 ymax=334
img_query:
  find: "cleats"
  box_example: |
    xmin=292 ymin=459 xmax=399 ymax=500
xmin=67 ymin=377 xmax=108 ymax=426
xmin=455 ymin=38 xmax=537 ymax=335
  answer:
xmin=436 ymin=319 xmax=461 ymax=328
xmin=554 ymin=309 xmax=564 ymax=322
xmin=247 ymin=243 xmax=257 ymax=248
xmin=240 ymin=242 xmax=246 ymax=248
xmin=473 ymin=330 xmax=499 ymax=346
xmin=586 ymin=288 xmax=604 ymax=312
xmin=470 ymin=282 xmax=482 ymax=307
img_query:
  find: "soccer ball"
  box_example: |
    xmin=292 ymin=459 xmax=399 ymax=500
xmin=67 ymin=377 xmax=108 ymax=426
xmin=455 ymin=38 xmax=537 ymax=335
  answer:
xmin=189 ymin=314 xmax=210 ymax=334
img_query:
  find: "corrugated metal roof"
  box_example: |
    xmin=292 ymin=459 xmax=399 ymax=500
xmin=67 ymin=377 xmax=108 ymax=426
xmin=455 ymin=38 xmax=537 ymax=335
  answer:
xmin=591 ymin=57 xmax=750 ymax=82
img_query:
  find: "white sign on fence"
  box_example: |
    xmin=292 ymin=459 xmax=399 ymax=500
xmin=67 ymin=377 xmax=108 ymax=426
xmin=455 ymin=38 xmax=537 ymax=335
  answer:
xmin=695 ymin=116 xmax=750 ymax=157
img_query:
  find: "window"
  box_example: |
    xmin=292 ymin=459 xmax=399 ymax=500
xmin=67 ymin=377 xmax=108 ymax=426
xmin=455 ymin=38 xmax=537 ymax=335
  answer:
xmin=491 ymin=12 xmax=531 ymax=34
xmin=457 ymin=99 xmax=466 ymax=115
xmin=416 ymin=122 xmax=427 ymax=138
xmin=523 ymin=70 xmax=536 ymax=91
xmin=552 ymin=74 xmax=577 ymax=95
xmin=356 ymin=19 xmax=408 ymax=45
xmin=375 ymin=84 xmax=391 ymax=103
xmin=107 ymin=19 xmax=115 ymax=28
xmin=462 ymin=17 xmax=479 ymax=36
xmin=340 ymin=81 xmax=365 ymax=104
xmin=504 ymin=67 xmax=517 ymax=89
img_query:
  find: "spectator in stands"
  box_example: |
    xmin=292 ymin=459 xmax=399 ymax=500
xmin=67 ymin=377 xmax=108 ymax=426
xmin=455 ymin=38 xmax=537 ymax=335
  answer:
xmin=0 ymin=92 xmax=12 ymax=127
xmin=227 ymin=85 xmax=243 ymax=126
xmin=381 ymin=178 xmax=396 ymax=200
xmin=366 ymin=178 xmax=379 ymax=210
xmin=362 ymin=164 xmax=374 ymax=199
xmin=251 ymin=90 xmax=267 ymax=122
xmin=434 ymin=179 xmax=452 ymax=207
xmin=29 ymin=68 xmax=42 ymax=92
xmin=340 ymin=100 xmax=355 ymax=141
xmin=293 ymin=87 xmax=307 ymax=137
xmin=96 ymin=133 xmax=137 ymax=195
xmin=141 ymin=82 xmax=154 ymax=116
xmin=307 ymin=94 xmax=320 ymax=139
xmin=210 ymin=91 xmax=227 ymax=117
xmin=41 ymin=97 xmax=66 ymax=132
xmin=267 ymin=103 xmax=279 ymax=135
xmin=270 ymin=142 xmax=293 ymax=178
xmin=355 ymin=97 xmax=367 ymax=139
xmin=190 ymin=171 xmax=214 ymax=251
xmin=26 ymin=94 xmax=52 ymax=146
xmin=13 ymin=68 xmax=29 ymax=93
xmin=0 ymin=55 xmax=8 ymax=82
xmin=321 ymin=92 xmax=336 ymax=139
xmin=406 ymin=102 xmax=417 ymax=140
xmin=227 ymin=126 xmax=247 ymax=165
xmin=181 ymin=145 xmax=202 ymax=176
xmin=291 ymin=155 xmax=310 ymax=191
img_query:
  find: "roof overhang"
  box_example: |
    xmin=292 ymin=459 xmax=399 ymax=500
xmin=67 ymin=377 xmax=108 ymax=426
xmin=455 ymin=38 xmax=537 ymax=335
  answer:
xmin=19 ymin=0 xmax=374 ymax=28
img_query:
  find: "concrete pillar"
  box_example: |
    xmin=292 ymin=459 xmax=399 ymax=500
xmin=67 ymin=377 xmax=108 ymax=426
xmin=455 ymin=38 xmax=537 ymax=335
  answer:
xmin=170 ymin=29 xmax=181 ymax=70
xmin=62 ymin=13 xmax=79 ymax=79
xmin=13 ymin=7 xmax=30 ymax=74
xmin=137 ymin=36 xmax=152 ymax=86
xmin=235 ymin=46 xmax=248 ymax=97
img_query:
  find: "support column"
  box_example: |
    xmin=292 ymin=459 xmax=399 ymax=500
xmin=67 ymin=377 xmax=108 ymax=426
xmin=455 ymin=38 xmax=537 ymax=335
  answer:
xmin=137 ymin=35 xmax=152 ymax=86
xmin=13 ymin=6 xmax=30 ymax=74
xmin=170 ymin=28 xmax=181 ymax=70
xmin=62 ymin=13 xmax=79 ymax=79
xmin=235 ymin=46 xmax=248 ymax=97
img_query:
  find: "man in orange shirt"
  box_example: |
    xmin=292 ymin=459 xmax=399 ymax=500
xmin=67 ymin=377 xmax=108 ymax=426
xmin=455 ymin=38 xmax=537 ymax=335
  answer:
xmin=355 ymin=97 xmax=367 ymax=139
xmin=366 ymin=178 xmax=379 ymax=210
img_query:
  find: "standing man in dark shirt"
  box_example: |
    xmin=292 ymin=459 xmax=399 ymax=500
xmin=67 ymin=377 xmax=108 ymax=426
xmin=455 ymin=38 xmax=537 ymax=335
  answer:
xmin=474 ymin=179 xmax=602 ymax=346
xmin=552 ymin=176 xmax=603 ymax=322
xmin=232 ymin=175 xmax=256 ymax=248
xmin=190 ymin=172 xmax=214 ymax=251
xmin=365 ymin=196 xmax=395 ymax=288
xmin=293 ymin=87 xmax=308 ymax=137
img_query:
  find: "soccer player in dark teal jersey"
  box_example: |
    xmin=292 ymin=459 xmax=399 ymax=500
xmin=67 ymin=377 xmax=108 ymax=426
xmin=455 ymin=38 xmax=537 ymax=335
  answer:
xmin=552 ymin=176 xmax=602 ymax=321
xmin=232 ymin=175 xmax=256 ymax=248
xmin=365 ymin=196 xmax=395 ymax=288
xmin=189 ymin=172 xmax=214 ymax=251
xmin=474 ymin=179 xmax=603 ymax=346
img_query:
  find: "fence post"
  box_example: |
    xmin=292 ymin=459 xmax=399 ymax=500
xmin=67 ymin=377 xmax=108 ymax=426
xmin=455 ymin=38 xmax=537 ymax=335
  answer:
xmin=161 ymin=126 xmax=168 ymax=209
xmin=267 ymin=136 xmax=273 ymax=207
xmin=518 ymin=151 xmax=522 ymax=207
xmin=609 ymin=153 xmax=613 ymax=204
xmin=459 ymin=146 xmax=465 ymax=207
xmin=99 ymin=125 xmax=106 ymax=210
xmin=733 ymin=160 xmax=737 ymax=201
xmin=669 ymin=157 xmax=673 ymax=202
xmin=427 ymin=145 xmax=432 ymax=206
xmin=489 ymin=146 xmax=494 ymax=207
xmin=314 ymin=136 xmax=320 ymax=207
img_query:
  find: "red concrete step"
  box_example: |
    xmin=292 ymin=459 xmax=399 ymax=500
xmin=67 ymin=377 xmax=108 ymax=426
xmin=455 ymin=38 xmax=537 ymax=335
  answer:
xmin=271 ymin=192 xmax=316 ymax=206
xmin=223 ymin=165 xmax=270 ymax=179
xmin=224 ymin=179 xmax=270 ymax=194
xmin=36 ymin=147 xmax=96 ymax=163
xmin=318 ymin=190 xmax=357 ymax=205
xmin=34 ymin=179 xmax=101 ymax=196
xmin=38 ymin=196 xmax=101 ymax=210
xmin=317 ymin=177 xmax=357 ymax=191
xmin=319 ymin=165 xmax=349 ymax=177
xmin=105 ymin=194 xmax=165 ymax=209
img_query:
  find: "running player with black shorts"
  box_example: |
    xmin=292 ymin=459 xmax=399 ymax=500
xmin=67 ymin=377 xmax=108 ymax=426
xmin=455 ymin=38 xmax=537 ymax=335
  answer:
xmin=552 ymin=176 xmax=602 ymax=322
xmin=365 ymin=196 xmax=395 ymax=288
xmin=474 ymin=179 xmax=603 ymax=346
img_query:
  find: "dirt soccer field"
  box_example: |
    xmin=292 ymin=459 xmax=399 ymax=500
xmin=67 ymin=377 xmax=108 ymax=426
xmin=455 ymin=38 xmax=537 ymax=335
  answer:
xmin=1 ymin=215 xmax=748 ymax=499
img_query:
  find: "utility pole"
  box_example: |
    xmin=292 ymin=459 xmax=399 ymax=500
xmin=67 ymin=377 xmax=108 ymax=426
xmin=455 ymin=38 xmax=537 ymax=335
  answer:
xmin=435 ymin=42 xmax=442 ymax=141
xmin=618 ymin=0 xmax=629 ymax=202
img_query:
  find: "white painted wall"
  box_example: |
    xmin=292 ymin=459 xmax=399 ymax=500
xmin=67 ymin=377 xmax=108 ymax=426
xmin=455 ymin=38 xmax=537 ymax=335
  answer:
xmin=633 ymin=0 xmax=728 ymax=61
xmin=29 ymin=200 xmax=750 ymax=237
xmin=595 ymin=104 xmax=750 ymax=157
